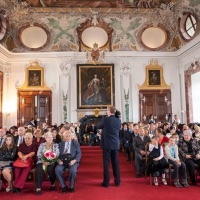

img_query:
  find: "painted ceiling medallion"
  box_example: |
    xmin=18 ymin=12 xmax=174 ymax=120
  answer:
xmin=18 ymin=23 xmax=51 ymax=51
xmin=140 ymin=26 xmax=169 ymax=50
xmin=82 ymin=27 xmax=108 ymax=49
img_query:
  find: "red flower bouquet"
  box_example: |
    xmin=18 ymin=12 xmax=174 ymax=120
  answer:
xmin=42 ymin=150 xmax=58 ymax=171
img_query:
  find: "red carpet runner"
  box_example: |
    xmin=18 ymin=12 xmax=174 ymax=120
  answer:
xmin=0 ymin=146 xmax=199 ymax=200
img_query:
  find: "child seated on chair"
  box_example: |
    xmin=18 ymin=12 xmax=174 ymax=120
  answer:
xmin=165 ymin=137 xmax=189 ymax=188
xmin=147 ymin=136 xmax=169 ymax=186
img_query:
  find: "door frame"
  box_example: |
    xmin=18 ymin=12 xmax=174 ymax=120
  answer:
xmin=185 ymin=64 xmax=200 ymax=124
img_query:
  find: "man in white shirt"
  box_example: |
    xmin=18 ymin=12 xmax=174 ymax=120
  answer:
xmin=14 ymin=127 xmax=25 ymax=146
xmin=55 ymin=130 xmax=81 ymax=193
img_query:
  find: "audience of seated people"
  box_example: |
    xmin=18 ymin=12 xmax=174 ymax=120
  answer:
xmin=1 ymin=118 xmax=200 ymax=193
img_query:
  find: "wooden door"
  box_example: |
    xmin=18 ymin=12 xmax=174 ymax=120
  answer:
xmin=18 ymin=91 xmax=52 ymax=127
xmin=37 ymin=94 xmax=51 ymax=126
xmin=139 ymin=90 xmax=172 ymax=123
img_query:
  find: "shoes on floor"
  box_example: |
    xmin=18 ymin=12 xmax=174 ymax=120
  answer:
xmin=69 ymin=187 xmax=75 ymax=192
xmin=136 ymin=174 xmax=141 ymax=178
xmin=5 ymin=187 xmax=12 ymax=192
xmin=154 ymin=177 xmax=158 ymax=186
xmin=62 ymin=186 xmax=68 ymax=193
xmin=182 ymin=180 xmax=189 ymax=187
xmin=162 ymin=178 xmax=167 ymax=185
xmin=13 ymin=188 xmax=21 ymax=193
xmin=50 ymin=185 xmax=56 ymax=191
xmin=101 ymin=182 xmax=109 ymax=188
xmin=35 ymin=189 xmax=41 ymax=195
xmin=174 ymin=180 xmax=182 ymax=188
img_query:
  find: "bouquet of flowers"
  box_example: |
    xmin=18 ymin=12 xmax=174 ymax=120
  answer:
xmin=42 ymin=150 xmax=58 ymax=171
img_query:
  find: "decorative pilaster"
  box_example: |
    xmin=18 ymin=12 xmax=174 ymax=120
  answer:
xmin=124 ymin=89 xmax=129 ymax=122
xmin=120 ymin=61 xmax=131 ymax=122
xmin=59 ymin=60 xmax=71 ymax=122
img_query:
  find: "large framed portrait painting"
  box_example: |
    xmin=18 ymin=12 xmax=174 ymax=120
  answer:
xmin=77 ymin=64 xmax=115 ymax=109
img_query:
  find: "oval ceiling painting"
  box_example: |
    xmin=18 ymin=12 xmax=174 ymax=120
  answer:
xmin=82 ymin=27 xmax=108 ymax=48
xmin=141 ymin=27 xmax=168 ymax=50
xmin=20 ymin=24 xmax=50 ymax=50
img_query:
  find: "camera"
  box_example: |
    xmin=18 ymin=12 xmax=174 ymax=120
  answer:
xmin=115 ymin=110 xmax=121 ymax=119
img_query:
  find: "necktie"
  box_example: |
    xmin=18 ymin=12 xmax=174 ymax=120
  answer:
xmin=171 ymin=147 xmax=175 ymax=158
xmin=0 ymin=137 xmax=3 ymax=147
xmin=64 ymin=142 xmax=70 ymax=153
xmin=19 ymin=137 xmax=23 ymax=145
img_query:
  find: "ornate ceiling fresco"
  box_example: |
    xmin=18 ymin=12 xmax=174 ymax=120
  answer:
xmin=0 ymin=0 xmax=199 ymax=52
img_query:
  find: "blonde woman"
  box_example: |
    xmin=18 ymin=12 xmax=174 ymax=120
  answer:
xmin=35 ymin=132 xmax=59 ymax=195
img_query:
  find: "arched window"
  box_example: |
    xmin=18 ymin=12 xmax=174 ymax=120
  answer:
xmin=179 ymin=13 xmax=199 ymax=42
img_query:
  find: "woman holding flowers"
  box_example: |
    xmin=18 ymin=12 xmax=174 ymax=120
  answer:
xmin=35 ymin=132 xmax=59 ymax=195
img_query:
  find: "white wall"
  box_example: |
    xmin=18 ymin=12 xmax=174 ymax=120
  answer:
xmin=0 ymin=39 xmax=200 ymax=127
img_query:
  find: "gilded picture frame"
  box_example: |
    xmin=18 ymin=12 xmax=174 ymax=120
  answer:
xmin=77 ymin=64 xmax=115 ymax=109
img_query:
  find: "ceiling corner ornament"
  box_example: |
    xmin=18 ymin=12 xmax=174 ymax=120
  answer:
xmin=139 ymin=59 xmax=170 ymax=90
xmin=93 ymin=108 xmax=100 ymax=117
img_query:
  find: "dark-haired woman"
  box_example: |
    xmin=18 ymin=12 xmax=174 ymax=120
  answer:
xmin=0 ymin=135 xmax=18 ymax=192
xmin=52 ymin=129 xmax=62 ymax=144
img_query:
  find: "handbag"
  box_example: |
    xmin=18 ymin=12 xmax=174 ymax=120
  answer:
xmin=59 ymin=153 xmax=71 ymax=166
xmin=13 ymin=157 xmax=33 ymax=168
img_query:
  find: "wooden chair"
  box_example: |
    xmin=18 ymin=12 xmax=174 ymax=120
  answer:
xmin=28 ymin=168 xmax=36 ymax=190
xmin=144 ymin=142 xmax=152 ymax=185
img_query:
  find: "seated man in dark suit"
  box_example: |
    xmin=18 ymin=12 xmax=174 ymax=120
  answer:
xmin=14 ymin=126 xmax=25 ymax=147
xmin=55 ymin=130 xmax=81 ymax=193
xmin=133 ymin=127 xmax=151 ymax=178
xmin=88 ymin=122 xmax=97 ymax=146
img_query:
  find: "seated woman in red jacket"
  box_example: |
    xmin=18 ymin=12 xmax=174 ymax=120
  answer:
xmin=13 ymin=132 xmax=37 ymax=193
xmin=0 ymin=134 xmax=18 ymax=192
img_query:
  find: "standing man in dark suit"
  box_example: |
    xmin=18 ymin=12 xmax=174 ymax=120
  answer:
xmin=97 ymin=106 xmax=121 ymax=187
xmin=55 ymin=130 xmax=81 ymax=193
